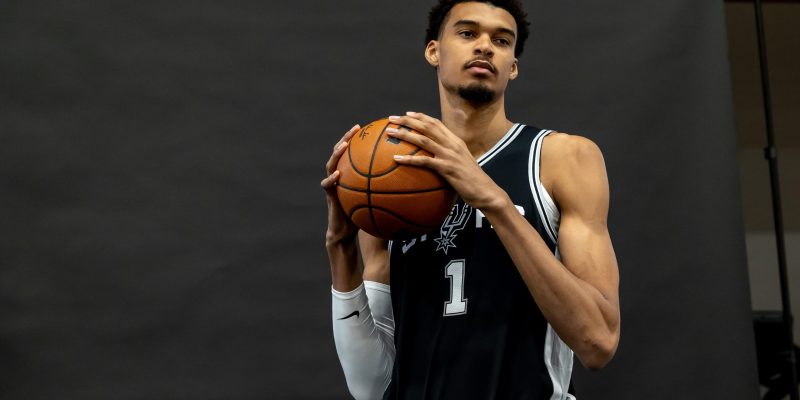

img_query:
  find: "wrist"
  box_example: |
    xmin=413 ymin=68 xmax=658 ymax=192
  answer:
xmin=325 ymin=229 xmax=357 ymax=249
xmin=326 ymin=232 xmax=361 ymax=291
xmin=476 ymin=187 xmax=513 ymax=213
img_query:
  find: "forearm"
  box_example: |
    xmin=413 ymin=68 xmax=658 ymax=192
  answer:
xmin=328 ymin=233 xmax=394 ymax=399
xmin=332 ymin=281 xmax=395 ymax=400
xmin=326 ymin=234 xmax=363 ymax=292
xmin=482 ymin=194 xmax=618 ymax=368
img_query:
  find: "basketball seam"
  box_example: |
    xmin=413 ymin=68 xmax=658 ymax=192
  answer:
xmin=348 ymin=205 xmax=441 ymax=229
xmin=347 ymin=125 xmax=371 ymax=176
xmin=367 ymin=121 xmax=392 ymax=237
xmin=346 ymin=142 xmax=421 ymax=178
xmin=336 ymin=184 xmax=450 ymax=195
xmin=370 ymin=147 xmax=421 ymax=177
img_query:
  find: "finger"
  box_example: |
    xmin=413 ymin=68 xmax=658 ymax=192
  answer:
xmin=325 ymin=140 xmax=349 ymax=174
xmin=320 ymin=170 xmax=341 ymax=190
xmin=407 ymin=112 xmax=450 ymax=139
xmin=388 ymin=113 xmax=446 ymax=143
xmin=326 ymin=124 xmax=359 ymax=173
xmin=334 ymin=124 xmax=360 ymax=150
xmin=405 ymin=111 xmax=439 ymax=125
xmin=385 ymin=126 xmax=444 ymax=155
xmin=392 ymin=154 xmax=440 ymax=170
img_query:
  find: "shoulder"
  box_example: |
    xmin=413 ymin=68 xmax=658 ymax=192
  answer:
xmin=542 ymin=132 xmax=604 ymax=164
xmin=540 ymin=132 xmax=608 ymax=209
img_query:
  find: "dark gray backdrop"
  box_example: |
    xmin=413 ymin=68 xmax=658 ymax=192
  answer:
xmin=0 ymin=0 xmax=759 ymax=398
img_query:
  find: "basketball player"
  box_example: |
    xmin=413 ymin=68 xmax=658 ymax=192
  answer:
xmin=320 ymin=1 xmax=620 ymax=398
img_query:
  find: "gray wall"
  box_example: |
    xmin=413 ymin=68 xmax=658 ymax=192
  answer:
xmin=0 ymin=0 xmax=758 ymax=398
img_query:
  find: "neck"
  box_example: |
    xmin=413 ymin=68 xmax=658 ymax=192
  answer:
xmin=438 ymin=82 xmax=514 ymax=159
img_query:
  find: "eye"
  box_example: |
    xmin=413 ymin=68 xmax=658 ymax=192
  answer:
xmin=458 ymin=30 xmax=475 ymax=38
xmin=494 ymin=38 xmax=511 ymax=46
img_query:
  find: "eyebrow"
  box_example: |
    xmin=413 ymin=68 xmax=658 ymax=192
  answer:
xmin=452 ymin=19 xmax=516 ymax=38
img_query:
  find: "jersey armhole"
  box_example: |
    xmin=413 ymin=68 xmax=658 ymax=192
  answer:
xmin=528 ymin=130 xmax=560 ymax=245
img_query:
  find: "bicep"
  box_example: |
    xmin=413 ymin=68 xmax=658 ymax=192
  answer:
xmin=553 ymin=137 xmax=618 ymax=301
xmin=558 ymin=215 xmax=618 ymax=301
xmin=358 ymin=231 xmax=390 ymax=284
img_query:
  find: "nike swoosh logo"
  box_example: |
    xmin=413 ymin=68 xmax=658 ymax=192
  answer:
xmin=402 ymin=238 xmax=416 ymax=254
xmin=337 ymin=310 xmax=359 ymax=320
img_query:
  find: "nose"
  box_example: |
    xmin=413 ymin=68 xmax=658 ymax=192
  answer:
xmin=473 ymin=34 xmax=494 ymax=58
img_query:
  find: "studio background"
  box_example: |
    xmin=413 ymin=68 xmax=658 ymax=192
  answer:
xmin=0 ymin=0 xmax=760 ymax=399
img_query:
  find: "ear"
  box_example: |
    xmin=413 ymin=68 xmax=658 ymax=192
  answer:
xmin=509 ymin=58 xmax=519 ymax=80
xmin=425 ymin=40 xmax=439 ymax=67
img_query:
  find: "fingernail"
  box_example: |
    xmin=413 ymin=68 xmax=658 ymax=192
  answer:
xmin=351 ymin=124 xmax=359 ymax=131
xmin=388 ymin=115 xmax=400 ymax=121
xmin=393 ymin=155 xmax=403 ymax=160
xmin=385 ymin=127 xmax=399 ymax=134
xmin=337 ymin=142 xmax=347 ymax=150
xmin=405 ymin=111 xmax=416 ymax=116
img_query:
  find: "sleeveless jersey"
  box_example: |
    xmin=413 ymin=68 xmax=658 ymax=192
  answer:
xmin=384 ymin=124 xmax=576 ymax=400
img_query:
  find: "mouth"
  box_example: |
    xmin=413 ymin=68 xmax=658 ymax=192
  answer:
xmin=465 ymin=59 xmax=496 ymax=74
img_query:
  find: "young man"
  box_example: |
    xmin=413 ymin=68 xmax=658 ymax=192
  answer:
xmin=321 ymin=1 xmax=620 ymax=398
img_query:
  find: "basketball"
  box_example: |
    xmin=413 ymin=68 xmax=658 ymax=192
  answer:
xmin=336 ymin=118 xmax=456 ymax=239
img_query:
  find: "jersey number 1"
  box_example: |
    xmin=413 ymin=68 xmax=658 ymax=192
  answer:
xmin=444 ymin=259 xmax=467 ymax=316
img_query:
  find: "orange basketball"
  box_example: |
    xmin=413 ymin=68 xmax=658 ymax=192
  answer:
xmin=336 ymin=118 xmax=456 ymax=239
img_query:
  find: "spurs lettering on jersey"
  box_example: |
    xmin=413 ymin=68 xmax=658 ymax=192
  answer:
xmin=475 ymin=205 xmax=525 ymax=229
xmin=399 ymin=204 xmax=527 ymax=254
xmin=434 ymin=204 xmax=526 ymax=254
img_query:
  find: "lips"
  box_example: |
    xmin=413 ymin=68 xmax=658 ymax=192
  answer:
xmin=465 ymin=59 xmax=496 ymax=74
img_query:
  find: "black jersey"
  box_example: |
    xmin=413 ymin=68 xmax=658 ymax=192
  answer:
xmin=385 ymin=124 xmax=576 ymax=400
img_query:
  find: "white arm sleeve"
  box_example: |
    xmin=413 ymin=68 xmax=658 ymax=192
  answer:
xmin=332 ymin=281 xmax=395 ymax=400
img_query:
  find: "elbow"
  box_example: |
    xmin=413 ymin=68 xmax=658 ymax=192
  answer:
xmin=578 ymin=348 xmax=614 ymax=371
xmin=576 ymin=329 xmax=619 ymax=371
xmin=345 ymin=365 xmax=393 ymax=400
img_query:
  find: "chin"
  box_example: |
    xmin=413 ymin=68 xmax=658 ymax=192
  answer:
xmin=457 ymin=83 xmax=496 ymax=104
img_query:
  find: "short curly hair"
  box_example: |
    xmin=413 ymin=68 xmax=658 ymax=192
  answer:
xmin=425 ymin=0 xmax=530 ymax=57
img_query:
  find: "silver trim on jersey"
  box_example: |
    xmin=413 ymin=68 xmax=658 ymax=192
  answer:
xmin=544 ymin=323 xmax=575 ymax=400
xmin=477 ymin=123 xmax=524 ymax=166
xmin=528 ymin=129 xmax=559 ymax=245
xmin=529 ymin=129 xmax=573 ymax=399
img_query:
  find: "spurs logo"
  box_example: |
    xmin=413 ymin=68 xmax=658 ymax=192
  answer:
xmin=435 ymin=203 xmax=473 ymax=254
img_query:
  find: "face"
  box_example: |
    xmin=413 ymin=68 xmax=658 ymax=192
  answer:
xmin=426 ymin=2 xmax=519 ymax=104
